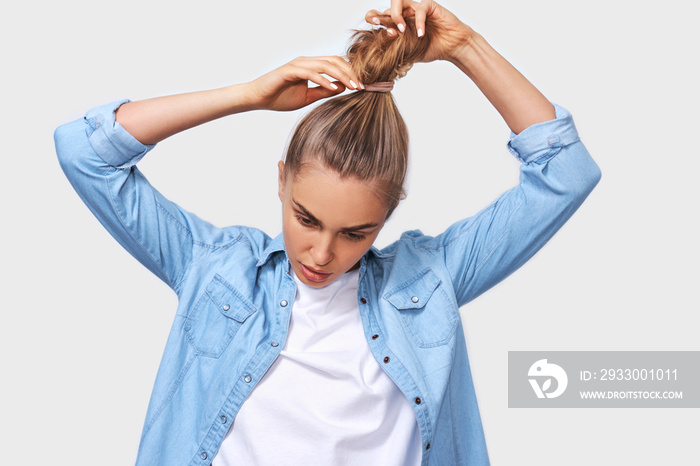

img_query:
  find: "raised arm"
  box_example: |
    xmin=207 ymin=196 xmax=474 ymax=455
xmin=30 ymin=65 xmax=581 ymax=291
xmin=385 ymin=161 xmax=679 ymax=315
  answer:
xmin=116 ymin=56 xmax=363 ymax=144
xmin=367 ymin=0 xmax=554 ymax=134
xmin=55 ymin=56 xmax=363 ymax=291
xmin=366 ymin=1 xmax=601 ymax=305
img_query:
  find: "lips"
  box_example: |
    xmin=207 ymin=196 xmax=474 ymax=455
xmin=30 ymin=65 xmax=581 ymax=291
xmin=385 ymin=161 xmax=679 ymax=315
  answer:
xmin=299 ymin=263 xmax=332 ymax=283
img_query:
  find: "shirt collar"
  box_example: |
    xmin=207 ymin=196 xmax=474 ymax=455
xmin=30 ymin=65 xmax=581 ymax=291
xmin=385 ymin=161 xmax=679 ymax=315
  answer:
xmin=256 ymin=233 xmax=286 ymax=267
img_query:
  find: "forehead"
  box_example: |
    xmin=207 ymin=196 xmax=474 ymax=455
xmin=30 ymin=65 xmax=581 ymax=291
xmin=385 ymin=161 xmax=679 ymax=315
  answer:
xmin=287 ymin=161 xmax=387 ymax=227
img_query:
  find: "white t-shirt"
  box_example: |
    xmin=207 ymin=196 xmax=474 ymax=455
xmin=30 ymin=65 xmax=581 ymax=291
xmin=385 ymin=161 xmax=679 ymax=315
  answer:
xmin=213 ymin=268 xmax=421 ymax=465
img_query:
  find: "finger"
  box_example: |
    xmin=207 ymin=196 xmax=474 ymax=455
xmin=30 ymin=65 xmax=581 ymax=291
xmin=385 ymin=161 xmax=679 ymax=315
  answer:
xmin=365 ymin=9 xmax=384 ymax=25
xmin=370 ymin=13 xmax=397 ymax=29
xmin=325 ymin=55 xmax=364 ymax=89
xmin=290 ymin=66 xmax=341 ymax=93
xmin=365 ymin=10 xmax=397 ymax=30
xmin=390 ymin=0 xmax=406 ymax=33
xmin=286 ymin=57 xmax=357 ymax=92
xmin=371 ymin=6 xmax=415 ymax=25
xmin=306 ymin=81 xmax=345 ymax=105
xmin=413 ymin=0 xmax=430 ymax=37
xmin=304 ymin=56 xmax=361 ymax=90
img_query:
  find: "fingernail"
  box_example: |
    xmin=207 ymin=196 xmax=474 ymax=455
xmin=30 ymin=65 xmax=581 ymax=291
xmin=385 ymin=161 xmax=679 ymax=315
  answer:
xmin=397 ymin=23 xmax=405 ymax=33
xmin=387 ymin=28 xmax=395 ymax=36
xmin=372 ymin=17 xmax=380 ymax=25
xmin=330 ymin=83 xmax=338 ymax=90
xmin=350 ymin=80 xmax=358 ymax=89
xmin=418 ymin=28 xmax=424 ymax=37
xmin=359 ymin=82 xmax=365 ymax=90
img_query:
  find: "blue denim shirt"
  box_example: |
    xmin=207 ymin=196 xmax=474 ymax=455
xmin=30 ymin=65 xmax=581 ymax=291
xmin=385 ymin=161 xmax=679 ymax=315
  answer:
xmin=55 ymin=100 xmax=600 ymax=466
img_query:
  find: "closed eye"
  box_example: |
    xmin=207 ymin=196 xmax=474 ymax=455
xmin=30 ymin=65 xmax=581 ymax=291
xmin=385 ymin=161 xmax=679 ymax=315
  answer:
xmin=344 ymin=231 xmax=366 ymax=242
xmin=296 ymin=214 xmax=315 ymax=227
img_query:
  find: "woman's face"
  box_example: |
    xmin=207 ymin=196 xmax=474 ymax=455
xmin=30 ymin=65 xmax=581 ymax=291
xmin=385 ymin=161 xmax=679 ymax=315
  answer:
xmin=278 ymin=159 xmax=388 ymax=288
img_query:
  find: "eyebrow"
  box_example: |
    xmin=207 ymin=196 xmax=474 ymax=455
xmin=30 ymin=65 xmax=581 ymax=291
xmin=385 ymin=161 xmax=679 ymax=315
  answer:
xmin=292 ymin=199 xmax=380 ymax=232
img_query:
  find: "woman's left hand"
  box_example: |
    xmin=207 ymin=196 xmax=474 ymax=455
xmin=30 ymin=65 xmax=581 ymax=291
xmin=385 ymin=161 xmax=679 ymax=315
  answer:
xmin=368 ymin=0 xmax=555 ymax=136
xmin=365 ymin=0 xmax=473 ymax=64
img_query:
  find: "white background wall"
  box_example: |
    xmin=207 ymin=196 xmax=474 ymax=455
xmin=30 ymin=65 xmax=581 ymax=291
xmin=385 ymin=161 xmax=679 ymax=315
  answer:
xmin=2 ymin=0 xmax=698 ymax=464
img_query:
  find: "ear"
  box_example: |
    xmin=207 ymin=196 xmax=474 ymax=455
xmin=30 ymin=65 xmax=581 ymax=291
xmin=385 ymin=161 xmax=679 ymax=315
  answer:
xmin=277 ymin=161 xmax=286 ymax=202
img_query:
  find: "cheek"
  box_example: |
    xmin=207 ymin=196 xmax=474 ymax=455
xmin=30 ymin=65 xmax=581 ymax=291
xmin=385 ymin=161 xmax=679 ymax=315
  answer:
xmin=284 ymin=220 xmax=312 ymax=251
xmin=342 ymin=241 xmax=372 ymax=261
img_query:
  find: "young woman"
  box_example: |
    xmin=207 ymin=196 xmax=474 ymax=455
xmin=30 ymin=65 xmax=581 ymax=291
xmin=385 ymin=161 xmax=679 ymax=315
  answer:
xmin=55 ymin=0 xmax=600 ymax=464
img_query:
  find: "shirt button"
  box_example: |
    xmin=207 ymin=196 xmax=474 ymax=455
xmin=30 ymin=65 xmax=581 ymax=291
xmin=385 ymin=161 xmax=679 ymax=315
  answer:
xmin=200 ymin=452 xmax=208 ymax=460
xmin=223 ymin=304 xmax=230 ymax=311
xmin=360 ymin=298 xmax=367 ymax=304
xmin=426 ymin=443 xmax=431 ymax=450
xmin=280 ymin=300 xmax=288 ymax=307
xmin=411 ymin=296 xmax=419 ymax=303
xmin=244 ymin=374 xmax=252 ymax=383
xmin=271 ymin=341 xmax=279 ymax=347
xmin=383 ymin=356 xmax=390 ymax=363
xmin=371 ymin=334 xmax=379 ymax=340
xmin=414 ymin=397 xmax=422 ymax=405
xmin=221 ymin=415 xmax=227 ymax=424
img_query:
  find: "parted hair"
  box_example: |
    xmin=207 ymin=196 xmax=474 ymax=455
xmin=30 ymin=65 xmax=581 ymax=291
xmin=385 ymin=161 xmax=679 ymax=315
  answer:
xmin=283 ymin=17 xmax=436 ymax=219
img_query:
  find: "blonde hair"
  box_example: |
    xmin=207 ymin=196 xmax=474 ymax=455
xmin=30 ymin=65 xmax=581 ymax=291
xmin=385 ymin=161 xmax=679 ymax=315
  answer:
xmin=283 ymin=17 xmax=435 ymax=219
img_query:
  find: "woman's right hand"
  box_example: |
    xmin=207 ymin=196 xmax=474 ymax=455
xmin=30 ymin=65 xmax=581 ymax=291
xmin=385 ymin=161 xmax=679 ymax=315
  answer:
xmin=115 ymin=56 xmax=363 ymax=144
xmin=246 ymin=56 xmax=364 ymax=112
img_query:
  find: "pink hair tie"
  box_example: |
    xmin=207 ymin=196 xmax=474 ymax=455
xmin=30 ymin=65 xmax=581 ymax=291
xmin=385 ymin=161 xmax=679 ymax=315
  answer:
xmin=363 ymin=81 xmax=394 ymax=92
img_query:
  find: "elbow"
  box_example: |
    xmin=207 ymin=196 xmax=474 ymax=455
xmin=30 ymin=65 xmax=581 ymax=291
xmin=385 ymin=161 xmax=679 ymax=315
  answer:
xmin=576 ymin=157 xmax=602 ymax=199
xmin=557 ymin=142 xmax=601 ymax=201
xmin=54 ymin=118 xmax=97 ymax=184
xmin=54 ymin=120 xmax=78 ymax=171
xmin=542 ymin=147 xmax=602 ymax=210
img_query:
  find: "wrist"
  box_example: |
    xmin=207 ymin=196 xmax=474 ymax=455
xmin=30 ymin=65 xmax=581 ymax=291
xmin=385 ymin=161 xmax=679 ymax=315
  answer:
xmin=447 ymin=30 xmax=483 ymax=72
xmin=216 ymin=83 xmax=259 ymax=115
xmin=223 ymin=82 xmax=262 ymax=113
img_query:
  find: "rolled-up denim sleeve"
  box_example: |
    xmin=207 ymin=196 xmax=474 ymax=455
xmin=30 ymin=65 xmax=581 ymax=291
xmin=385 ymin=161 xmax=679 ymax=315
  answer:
xmin=54 ymin=100 xmax=229 ymax=293
xmin=431 ymin=103 xmax=602 ymax=307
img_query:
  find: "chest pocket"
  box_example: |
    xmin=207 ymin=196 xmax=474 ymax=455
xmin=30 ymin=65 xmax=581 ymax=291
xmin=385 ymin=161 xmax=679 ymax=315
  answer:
xmin=184 ymin=274 xmax=257 ymax=358
xmin=383 ymin=268 xmax=458 ymax=348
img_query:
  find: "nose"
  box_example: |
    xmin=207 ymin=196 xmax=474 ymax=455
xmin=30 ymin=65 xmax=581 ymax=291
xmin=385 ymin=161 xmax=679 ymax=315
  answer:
xmin=310 ymin=232 xmax=334 ymax=267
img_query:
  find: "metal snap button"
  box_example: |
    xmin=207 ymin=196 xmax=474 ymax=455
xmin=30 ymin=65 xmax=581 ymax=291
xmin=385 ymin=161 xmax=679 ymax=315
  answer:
xmin=411 ymin=296 xmax=419 ymax=303
xmin=223 ymin=304 xmax=230 ymax=311
xmin=244 ymin=374 xmax=252 ymax=383
xmin=280 ymin=300 xmax=288 ymax=307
